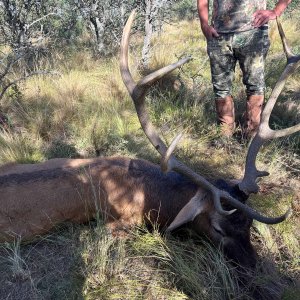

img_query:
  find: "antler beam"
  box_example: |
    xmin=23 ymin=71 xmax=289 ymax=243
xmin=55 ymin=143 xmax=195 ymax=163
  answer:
xmin=239 ymin=19 xmax=300 ymax=195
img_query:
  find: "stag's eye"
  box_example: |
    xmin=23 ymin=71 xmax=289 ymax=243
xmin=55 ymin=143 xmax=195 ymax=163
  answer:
xmin=212 ymin=225 xmax=225 ymax=237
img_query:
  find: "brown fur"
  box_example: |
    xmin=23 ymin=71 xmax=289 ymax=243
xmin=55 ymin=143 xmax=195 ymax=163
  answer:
xmin=0 ymin=157 xmax=195 ymax=241
xmin=0 ymin=156 xmax=256 ymax=268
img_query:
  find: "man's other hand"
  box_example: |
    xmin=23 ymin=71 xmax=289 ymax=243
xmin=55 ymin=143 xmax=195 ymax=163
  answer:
xmin=201 ymin=23 xmax=219 ymax=40
xmin=252 ymin=10 xmax=277 ymax=27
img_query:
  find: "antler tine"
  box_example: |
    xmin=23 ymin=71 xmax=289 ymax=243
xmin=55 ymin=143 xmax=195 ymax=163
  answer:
xmin=121 ymin=11 xmax=291 ymax=223
xmin=120 ymin=10 xmax=137 ymax=95
xmin=161 ymin=132 xmax=184 ymax=173
xmin=138 ymin=58 xmax=191 ymax=88
xmin=239 ymin=19 xmax=300 ymax=195
xmin=277 ymin=18 xmax=294 ymax=60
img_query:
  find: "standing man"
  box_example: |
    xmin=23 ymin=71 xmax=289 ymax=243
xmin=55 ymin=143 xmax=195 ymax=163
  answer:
xmin=198 ymin=0 xmax=292 ymax=137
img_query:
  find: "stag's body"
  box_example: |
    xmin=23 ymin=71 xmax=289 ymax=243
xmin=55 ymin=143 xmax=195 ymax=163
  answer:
xmin=0 ymin=157 xmax=200 ymax=242
xmin=0 ymin=12 xmax=297 ymax=271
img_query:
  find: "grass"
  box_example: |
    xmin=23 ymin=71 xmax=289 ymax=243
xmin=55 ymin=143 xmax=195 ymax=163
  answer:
xmin=0 ymin=12 xmax=299 ymax=300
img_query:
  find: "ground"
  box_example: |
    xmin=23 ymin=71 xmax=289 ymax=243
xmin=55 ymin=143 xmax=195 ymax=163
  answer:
xmin=0 ymin=14 xmax=299 ymax=300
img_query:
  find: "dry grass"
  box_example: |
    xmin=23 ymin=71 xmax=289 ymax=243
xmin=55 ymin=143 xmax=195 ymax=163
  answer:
xmin=0 ymin=13 xmax=299 ymax=300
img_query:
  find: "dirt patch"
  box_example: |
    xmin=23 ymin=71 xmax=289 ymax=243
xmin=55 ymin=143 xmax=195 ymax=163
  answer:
xmin=0 ymin=225 xmax=85 ymax=300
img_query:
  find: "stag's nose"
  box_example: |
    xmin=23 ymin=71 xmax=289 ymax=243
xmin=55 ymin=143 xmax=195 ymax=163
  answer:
xmin=222 ymin=238 xmax=257 ymax=269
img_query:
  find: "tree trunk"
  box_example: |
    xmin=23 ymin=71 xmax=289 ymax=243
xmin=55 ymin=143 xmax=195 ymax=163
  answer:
xmin=141 ymin=0 xmax=153 ymax=69
xmin=89 ymin=16 xmax=106 ymax=56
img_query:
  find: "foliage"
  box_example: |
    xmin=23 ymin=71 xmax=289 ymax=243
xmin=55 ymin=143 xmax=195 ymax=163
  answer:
xmin=0 ymin=0 xmax=61 ymax=102
xmin=0 ymin=2 xmax=299 ymax=300
xmin=72 ymin=0 xmax=176 ymax=60
xmin=174 ymin=0 xmax=197 ymax=20
xmin=267 ymin=0 xmax=300 ymax=14
xmin=139 ymin=0 xmax=175 ymax=68
xmin=71 ymin=0 xmax=130 ymax=56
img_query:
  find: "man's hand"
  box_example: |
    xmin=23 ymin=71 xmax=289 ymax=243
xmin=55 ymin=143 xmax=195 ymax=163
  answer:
xmin=201 ymin=23 xmax=219 ymax=40
xmin=252 ymin=10 xmax=277 ymax=27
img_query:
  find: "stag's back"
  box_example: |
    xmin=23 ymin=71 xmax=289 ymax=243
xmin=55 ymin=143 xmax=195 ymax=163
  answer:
xmin=0 ymin=157 xmax=197 ymax=242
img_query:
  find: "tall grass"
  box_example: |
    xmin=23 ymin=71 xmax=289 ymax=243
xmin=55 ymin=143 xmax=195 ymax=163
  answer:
xmin=0 ymin=15 xmax=299 ymax=300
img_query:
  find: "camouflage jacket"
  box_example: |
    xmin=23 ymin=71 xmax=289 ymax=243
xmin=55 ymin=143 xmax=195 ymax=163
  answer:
xmin=212 ymin=0 xmax=267 ymax=33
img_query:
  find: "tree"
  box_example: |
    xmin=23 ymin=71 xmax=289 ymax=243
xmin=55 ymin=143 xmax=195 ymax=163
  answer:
xmin=174 ymin=0 xmax=197 ymax=20
xmin=74 ymin=0 xmax=175 ymax=64
xmin=137 ymin=0 xmax=174 ymax=69
xmin=74 ymin=0 xmax=134 ymax=56
xmin=0 ymin=0 xmax=59 ymax=102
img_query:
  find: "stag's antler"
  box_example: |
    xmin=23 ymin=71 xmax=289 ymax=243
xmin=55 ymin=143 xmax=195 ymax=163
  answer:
xmin=120 ymin=11 xmax=290 ymax=225
xmin=238 ymin=19 xmax=300 ymax=199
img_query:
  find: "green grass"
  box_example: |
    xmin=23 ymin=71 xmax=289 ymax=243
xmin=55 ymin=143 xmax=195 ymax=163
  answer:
xmin=0 ymin=13 xmax=299 ymax=300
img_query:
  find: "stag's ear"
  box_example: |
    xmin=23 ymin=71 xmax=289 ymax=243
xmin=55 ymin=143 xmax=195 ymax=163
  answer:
xmin=166 ymin=190 xmax=209 ymax=232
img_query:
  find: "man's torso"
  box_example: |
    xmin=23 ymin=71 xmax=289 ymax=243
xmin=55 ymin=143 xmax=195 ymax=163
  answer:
xmin=212 ymin=0 xmax=267 ymax=33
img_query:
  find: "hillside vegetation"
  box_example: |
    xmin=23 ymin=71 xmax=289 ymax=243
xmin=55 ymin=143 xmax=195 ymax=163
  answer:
xmin=0 ymin=13 xmax=299 ymax=300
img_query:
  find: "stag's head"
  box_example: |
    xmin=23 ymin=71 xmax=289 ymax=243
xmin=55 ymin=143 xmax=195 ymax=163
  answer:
xmin=186 ymin=180 xmax=256 ymax=268
xmin=120 ymin=11 xmax=299 ymax=268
